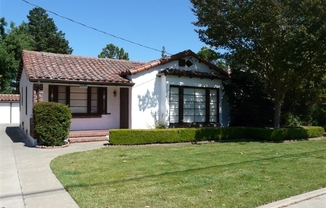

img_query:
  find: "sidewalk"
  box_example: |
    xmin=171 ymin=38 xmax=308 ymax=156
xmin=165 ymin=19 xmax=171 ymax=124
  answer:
xmin=257 ymin=188 xmax=326 ymax=208
xmin=0 ymin=123 xmax=325 ymax=208
xmin=0 ymin=124 xmax=107 ymax=208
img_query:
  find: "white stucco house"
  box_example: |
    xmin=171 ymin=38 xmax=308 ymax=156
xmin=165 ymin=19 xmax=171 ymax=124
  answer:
xmin=18 ymin=49 xmax=230 ymax=145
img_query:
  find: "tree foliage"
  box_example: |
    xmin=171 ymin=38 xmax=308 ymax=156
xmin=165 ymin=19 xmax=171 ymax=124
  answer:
xmin=98 ymin=43 xmax=129 ymax=60
xmin=223 ymin=68 xmax=274 ymax=127
xmin=161 ymin=46 xmax=167 ymax=58
xmin=27 ymin=7 xmax=72 ymax=54
xmin=197 ymin=46 xmax=218 ymax=62
xmin=197 ymin=46 xmax=226 ymax=69
xmin=0 ymin=19 xmax=34 ymax=93
xmin=0 ymin=8 xmax=73 ymax=93
xmin=191 ymin=0 xmax=326 ymax=128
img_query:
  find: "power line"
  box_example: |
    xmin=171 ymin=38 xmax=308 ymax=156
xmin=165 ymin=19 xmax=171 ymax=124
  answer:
xmin=21 ymin=0 xmax=172 ymax=55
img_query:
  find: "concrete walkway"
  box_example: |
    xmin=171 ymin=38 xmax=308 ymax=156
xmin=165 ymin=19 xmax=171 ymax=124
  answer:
xmin=0 ymin=124 xmax=107 ymax=208
xmin=0 ymin=124 xmax=325 ymax=208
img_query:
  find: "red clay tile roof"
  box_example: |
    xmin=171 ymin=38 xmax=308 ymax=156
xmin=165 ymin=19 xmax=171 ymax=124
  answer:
xmin=18 ymin=50 xmax=229 ymax=85
xmin=129 ymin=50 xmax=230 ymax=78
xmin=0 ymin=94 xmax=20 ymax=102
xmin=19 ymin=50 xmax=146 ymax=85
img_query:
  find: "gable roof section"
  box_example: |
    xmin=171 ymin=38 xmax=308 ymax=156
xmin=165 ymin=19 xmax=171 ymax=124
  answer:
xmin=0 ymin=94 xmax=20 ymax=102
xmin=128 ymin=49 xmax=230 ymax=78
xmin=18 ymin=50 xmax=146 ymax=85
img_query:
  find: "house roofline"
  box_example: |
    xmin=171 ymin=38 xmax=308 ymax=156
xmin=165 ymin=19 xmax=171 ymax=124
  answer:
xmin=128 ymin=49 xmax=230 ymax=78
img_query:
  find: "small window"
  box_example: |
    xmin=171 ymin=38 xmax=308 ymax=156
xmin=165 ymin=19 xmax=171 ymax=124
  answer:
xmin=25 ymin=87 xmax=27 ymax=115
xmin=21 ymin=87 xmax=23 ymax=106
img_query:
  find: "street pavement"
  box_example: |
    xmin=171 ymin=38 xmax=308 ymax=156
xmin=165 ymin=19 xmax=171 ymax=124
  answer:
xmin=0 ymin=123 xmax=325 ymax=208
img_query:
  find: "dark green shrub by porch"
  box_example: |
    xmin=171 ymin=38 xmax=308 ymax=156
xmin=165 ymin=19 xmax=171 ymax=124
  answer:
xmin=33 ymin=102 xmax=71 ymax=146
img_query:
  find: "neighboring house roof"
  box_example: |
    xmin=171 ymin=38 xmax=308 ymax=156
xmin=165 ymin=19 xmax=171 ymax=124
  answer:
xmin=17 ymin=49 xmax=229 ymax=85
xmin=0 ymin=94 xmax=20 ymax=102
xmin=128 ymin=50 xmax=230 ymax=78
xmin=18 ymin=50 xmax=146 ymax=85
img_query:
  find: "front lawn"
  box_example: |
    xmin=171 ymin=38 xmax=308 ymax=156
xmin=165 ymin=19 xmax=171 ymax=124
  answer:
xmin=51 ymin=139 xmax=326 ymax=208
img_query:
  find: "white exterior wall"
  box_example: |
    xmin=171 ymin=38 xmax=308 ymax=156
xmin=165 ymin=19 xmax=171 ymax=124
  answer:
xmin=19 ymin=70 xmax=36 ymax=145
xmin=130 ymin=57 xmax=229 ymax=129
xmin=42 ymin=83 xmax=121 ymax=130
xmin=0 ymin=102 xmax=19 ymax=123
xmin=130 ymin=69 xmax=160 ymax=129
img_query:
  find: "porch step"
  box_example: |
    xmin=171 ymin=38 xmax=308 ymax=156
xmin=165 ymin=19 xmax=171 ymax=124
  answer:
xmin=68 ymin=130 xmax=109 ymax=143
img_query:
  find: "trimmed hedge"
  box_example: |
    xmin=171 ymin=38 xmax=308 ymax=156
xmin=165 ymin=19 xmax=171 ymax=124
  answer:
xmin=247 ymin=126 xmax=325 ymax=141
xmin=109 ymin=126 xmax=325 ymax=145
xmin=34 ymin=102 xmax=71 ymax=146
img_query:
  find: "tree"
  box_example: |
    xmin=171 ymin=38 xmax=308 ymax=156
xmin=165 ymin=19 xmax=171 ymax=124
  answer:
xmin=27 ymin=7 xmax=72 ymax=54
xmin=191 ymin=0 xmax=326 ymax=128
xmin=197 ymin=46 xmax=218 ymax=62
xmin=98 ymin=43 xmax=129 ymax=60
xmin=281 ymin=74 xmax=326 ymax=127
xmin=161 ymin=46 xmax=167 ymax=58
xmin=0 ymin=19 xmax=35 ymax=93
xmin=223 ymin=68 xmax=274 ymax=127
xmin=197 ymin=46 xmax=226 ymax=69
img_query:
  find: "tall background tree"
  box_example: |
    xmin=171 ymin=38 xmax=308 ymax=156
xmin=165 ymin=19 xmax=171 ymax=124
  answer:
xmin=191 ymin=0 xmax=326 ymax=128
xmin=98 ymin=43 xmax=129 ymax=60
xmin=0 ymin=7 xmax=73 ymax=93
xmin=27 ymin=7 xmax=72 ymax=54
xmin=197 ymin=46 xmax=226 ymax=69
xmin=161 ymin=46 xmax=167 ymax=58
xmin=0 ymin=19 xmax=34 ymax=93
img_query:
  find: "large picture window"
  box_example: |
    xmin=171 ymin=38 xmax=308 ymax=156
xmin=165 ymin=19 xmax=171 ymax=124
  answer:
xmin=49 ymin=85 xmax=107 ymax=116
xmin=169 ymin=86 xmax=219 ymax=124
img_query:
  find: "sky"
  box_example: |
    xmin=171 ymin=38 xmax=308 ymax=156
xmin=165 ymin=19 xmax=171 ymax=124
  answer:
xmin=0 ymin=0 xmax=208 ymax=62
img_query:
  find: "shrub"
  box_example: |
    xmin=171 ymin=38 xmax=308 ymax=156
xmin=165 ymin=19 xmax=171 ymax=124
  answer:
xmin=110 ymin=127 xmax=251 ymax=145
xmin=303 ymin=126 xmax=325 ymax=138
xmin=247 ymin=126 xmax=324 ymax=141
xmin=33 ymin=102 xmax=71 ymax=146
xmin=109 ymin=126 xmax=325 ymax=145
xmin=109 ymin=129 xmax=197 ymax=145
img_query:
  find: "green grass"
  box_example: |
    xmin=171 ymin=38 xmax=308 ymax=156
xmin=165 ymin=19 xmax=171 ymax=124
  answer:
xmin=51 ymin=139 xmax=326 ymax=208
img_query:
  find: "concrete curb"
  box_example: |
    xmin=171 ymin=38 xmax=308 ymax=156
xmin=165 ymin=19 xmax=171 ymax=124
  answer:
xmin=257 ymin=187 xmax=326 ymax=208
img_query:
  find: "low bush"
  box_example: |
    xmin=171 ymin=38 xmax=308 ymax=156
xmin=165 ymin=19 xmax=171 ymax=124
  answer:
xmin=109 ymin=126 xmax=325 ymax=145
xmin=247 ymin=126 xmax=324 ymax=141
xmin=109 ymin=129 xmax=197 ymax=145
xmin=303 ymin=126 xmax=325 ymax=138
xmin=33 ymin=102 xmax=71 ymax=146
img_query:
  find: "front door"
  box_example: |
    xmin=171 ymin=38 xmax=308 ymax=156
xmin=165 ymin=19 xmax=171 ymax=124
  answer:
xmin=120 ymin=88 xmax=129 ymax=128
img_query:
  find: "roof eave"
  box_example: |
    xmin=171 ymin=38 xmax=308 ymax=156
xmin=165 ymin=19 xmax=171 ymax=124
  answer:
xmin=29 ymin=78 xmax=135 ymax=86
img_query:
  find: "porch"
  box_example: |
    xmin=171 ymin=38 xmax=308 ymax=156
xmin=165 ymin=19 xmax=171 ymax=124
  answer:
xmin=68 ymin=129 xmax=109 ymax=143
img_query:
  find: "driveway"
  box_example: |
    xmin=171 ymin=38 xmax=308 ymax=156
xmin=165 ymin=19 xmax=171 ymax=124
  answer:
xmin=0 ymin=124 xmax=106 ymax=208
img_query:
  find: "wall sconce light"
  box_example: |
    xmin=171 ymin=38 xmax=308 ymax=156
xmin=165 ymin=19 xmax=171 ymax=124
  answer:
xmin=113 ymin=90 xmax=117 ymax=97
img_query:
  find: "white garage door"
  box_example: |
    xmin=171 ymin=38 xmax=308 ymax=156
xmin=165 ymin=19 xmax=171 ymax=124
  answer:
xmin=0 ymin=102 xmax=20 ymax=123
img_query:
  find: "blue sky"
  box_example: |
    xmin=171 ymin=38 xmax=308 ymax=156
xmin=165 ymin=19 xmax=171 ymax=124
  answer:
xmin=0 ymin=0 xmax=208 ymax=62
